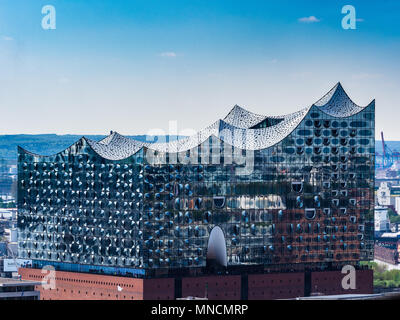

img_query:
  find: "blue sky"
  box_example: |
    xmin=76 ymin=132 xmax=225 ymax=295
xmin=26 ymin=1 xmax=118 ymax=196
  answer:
xmin=0 ymin=0 xmax=399 ymax=139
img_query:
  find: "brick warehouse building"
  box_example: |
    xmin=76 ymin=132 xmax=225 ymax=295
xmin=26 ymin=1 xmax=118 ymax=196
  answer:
xmin=17 ymin=83 xmax=374 ymax=299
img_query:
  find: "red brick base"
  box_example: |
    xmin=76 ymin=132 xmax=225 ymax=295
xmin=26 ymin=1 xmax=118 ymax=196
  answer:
xmin=19 ymin=268 xmax=373 ymax=300
xmin=311 ymin=269 xmax=373 ymax=295
xmin=19 ymin=268 xmax=174 ymax=300
xmin=181 ymin=275 xmax=241 ymax=300
xmin=248 ymin=273 xmax=305 ymax=300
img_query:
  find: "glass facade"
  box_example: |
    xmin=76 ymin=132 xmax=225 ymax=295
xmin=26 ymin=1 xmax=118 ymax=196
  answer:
xmin=17 ymin=85 xmax=375 ymax=276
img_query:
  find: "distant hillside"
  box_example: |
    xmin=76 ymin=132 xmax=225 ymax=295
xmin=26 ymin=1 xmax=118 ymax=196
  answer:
xmin=0 ymin=134 xmax=184 ymax=164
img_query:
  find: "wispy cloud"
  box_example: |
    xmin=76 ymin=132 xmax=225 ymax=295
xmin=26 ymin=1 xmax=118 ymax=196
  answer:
xmin=298 ymin=16 xmax=321 ymax=23
xmin=159 ymin=52 xmax=177 ymax=58
xmin=2 ymin=35 xmax=14 ymax=41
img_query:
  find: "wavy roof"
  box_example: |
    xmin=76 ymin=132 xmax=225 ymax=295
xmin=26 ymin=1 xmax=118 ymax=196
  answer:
xmin=86 ymin=132 xmax=147 ymax=160
xmin=20 ymin=83 xmax=373 ymax=160
xmin=98 ymin=131 xmax=117 ymax=145
xmin=313 ymin=82 xmax=365 ymax=117
xmin=223 ymin=105 xmax=269 ymax=128
xmin=223 ymin=105 xmax=296 ymax=129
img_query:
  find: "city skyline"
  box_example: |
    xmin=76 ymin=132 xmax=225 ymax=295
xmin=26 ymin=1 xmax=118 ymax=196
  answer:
xmin=0 ymin=0 xmax=398 ymax=140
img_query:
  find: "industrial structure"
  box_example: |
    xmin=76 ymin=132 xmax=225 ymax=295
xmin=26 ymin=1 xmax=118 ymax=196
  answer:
xmin=17 ymin=83 xmax=375 ymax=299
xmin=376 ymin=132 xmax=400 ymax=169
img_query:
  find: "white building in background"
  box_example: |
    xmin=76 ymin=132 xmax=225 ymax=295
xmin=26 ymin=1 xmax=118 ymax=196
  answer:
xmin=392 ymin=186 xmax=400 ymax=214
xmin=377 ymin=183 xmax=391 ymax=206
xmin=377 ymin=182 xmax=400 ymax=210
xmin=375 ymin=206 xmax=391 ymax=232
xmin=9 ymin=228 xmax=17 ymax=243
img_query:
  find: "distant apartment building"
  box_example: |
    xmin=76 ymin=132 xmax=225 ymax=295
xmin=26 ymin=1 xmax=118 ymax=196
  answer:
xmin=377 ymin=182 xmax=400 ymax=213
xmin=375 ymin=232 xmax=400 ymax=265
xmin=375 ymin=206 xmax=391 ymax=233
xmin=377 ymin=183 xmax=392 ymax=206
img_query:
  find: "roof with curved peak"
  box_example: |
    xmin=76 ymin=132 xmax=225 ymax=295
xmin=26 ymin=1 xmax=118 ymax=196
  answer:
xmin=218 ymin=107 xmax=310 ymax=150
xmin=19 ymin=83 xmax=374 ymax=161
xmin=223 ymin=105 xmax=293 ymax=129
xmin=313 ymin=82 xmax=365 ymax=117
xmin=149 ymin=121 xmax=220 ymax=153
xmin=98 ymin=131 xmax=117 ymax=145
xmin=223 ymin=105 xmax=268 ymax=128
xmin=85 ymin=133 xmax=148 ymax=160
xmin=82 ymin=105 xmax=310 ymax=160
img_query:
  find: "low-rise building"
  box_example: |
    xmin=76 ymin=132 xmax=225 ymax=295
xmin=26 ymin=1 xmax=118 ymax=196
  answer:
xmin=375 ymin=232 xmax=400 ymax=265
xmin=374 ymin=244 xmax=398 ymax=265
xmin=0 ymin=278 xmax=41 ymax=300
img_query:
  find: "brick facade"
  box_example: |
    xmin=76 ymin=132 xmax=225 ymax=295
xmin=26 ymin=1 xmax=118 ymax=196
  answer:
xmin=19 ymin=268 xmax=373 ymax=300
xmin=311 ymin=269 xmax=373 ymax=295
xmin=19 ymin=268 xmax=174 ymax=300
xmin=248 ymin=273 xmax=304 ymax=300
xmin=374 ymin=244 xmax=398 ymax=265
xmin=181 ymin=275 xmax=241 ymax=300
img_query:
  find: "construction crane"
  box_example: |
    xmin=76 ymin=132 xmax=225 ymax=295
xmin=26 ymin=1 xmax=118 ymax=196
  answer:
xmin=378 ymin=131 xmax=400 ymax=168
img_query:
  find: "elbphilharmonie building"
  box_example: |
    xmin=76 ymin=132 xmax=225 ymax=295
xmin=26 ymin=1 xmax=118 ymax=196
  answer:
xmin=17 ymin=83 xmax=375 ymax=299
